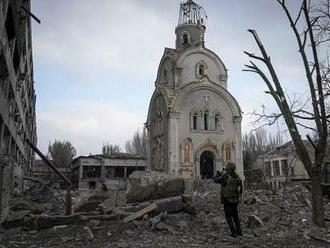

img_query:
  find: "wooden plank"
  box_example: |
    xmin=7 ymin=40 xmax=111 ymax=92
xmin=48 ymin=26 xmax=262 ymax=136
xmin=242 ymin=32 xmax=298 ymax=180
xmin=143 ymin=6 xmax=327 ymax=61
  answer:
xmin=122 ymin=202 xmax=157 ymax=223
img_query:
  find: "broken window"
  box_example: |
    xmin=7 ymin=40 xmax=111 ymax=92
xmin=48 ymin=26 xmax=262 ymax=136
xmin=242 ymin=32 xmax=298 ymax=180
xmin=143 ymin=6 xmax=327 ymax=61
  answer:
xmin=83 ymin=166 xmax=101 ymax=178
xmin=265 ymin=162 xmax=271 ymax=177
xmin=281 ymin=159 xmax=288 ymax=176
xmin=126 ymin=167 xmax=136 ymax=177
xmin=114 ymin=167 xmax=125 ymax=178
xmin=273 ymin=161 xmax=280 ymax=176
xmin=89 ymin=181 xmax=96 ymax=190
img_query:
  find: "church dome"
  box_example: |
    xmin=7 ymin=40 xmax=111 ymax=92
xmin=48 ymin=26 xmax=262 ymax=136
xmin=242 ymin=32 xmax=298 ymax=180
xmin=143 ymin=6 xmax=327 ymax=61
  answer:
xmin=178 ymin=0 xmax=207 ymax=27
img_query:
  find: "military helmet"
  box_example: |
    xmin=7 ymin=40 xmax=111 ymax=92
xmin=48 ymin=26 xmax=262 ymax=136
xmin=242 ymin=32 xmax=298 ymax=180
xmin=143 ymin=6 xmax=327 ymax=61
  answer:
xmin=226 ymin=162 xmax=236 ymax=171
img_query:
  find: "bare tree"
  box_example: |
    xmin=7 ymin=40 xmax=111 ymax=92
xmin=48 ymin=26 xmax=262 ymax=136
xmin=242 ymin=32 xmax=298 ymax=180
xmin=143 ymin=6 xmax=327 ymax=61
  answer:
xmin=102 ymin=143 xmax=121 ymax=156
xmin=125 ymin=128 xmax=147 ymax=156
xmin=48 ymin=140 xmax=76 ymax=168
xmin=243 ymin=128 xmax=283 ymax=170
xmin=244 ymin=0 xmax=329 ymax=226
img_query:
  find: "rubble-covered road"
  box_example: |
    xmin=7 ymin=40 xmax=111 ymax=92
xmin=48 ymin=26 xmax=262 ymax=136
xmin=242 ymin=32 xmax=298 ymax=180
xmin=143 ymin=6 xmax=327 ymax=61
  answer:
xmin=1 ymin=180 xmax=330 ymax=248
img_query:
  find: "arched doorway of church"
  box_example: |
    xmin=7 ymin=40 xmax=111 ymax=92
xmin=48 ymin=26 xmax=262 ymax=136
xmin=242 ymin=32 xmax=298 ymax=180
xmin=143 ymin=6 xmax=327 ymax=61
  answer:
xmin=200 ymin=151 xmax=214 ymax=179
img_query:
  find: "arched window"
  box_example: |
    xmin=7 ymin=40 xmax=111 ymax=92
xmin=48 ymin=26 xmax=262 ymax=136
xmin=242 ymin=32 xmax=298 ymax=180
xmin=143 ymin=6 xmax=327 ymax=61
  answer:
xmin=196 ymin=61 xmax=207 ymax=78
xmin=193 ymin=112 xmax=198 ymax=130
xmin=182 ymin=33 xmax=189 ymax=45
xmin=199 ymin=64 xmax=205 ymax=76
xmin=204 ymin=111 xmax=209 ymax=130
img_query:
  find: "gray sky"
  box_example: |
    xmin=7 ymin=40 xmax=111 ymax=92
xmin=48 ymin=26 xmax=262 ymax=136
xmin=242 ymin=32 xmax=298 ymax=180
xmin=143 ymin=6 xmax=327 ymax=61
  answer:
xmin=31 ymin=0 xmax=307 ymax=155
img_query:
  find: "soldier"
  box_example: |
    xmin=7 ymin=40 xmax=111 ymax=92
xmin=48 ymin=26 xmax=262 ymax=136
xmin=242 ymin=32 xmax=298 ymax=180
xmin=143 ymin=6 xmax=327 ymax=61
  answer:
xmin=214 ymin=162 xmax=243 ymax=237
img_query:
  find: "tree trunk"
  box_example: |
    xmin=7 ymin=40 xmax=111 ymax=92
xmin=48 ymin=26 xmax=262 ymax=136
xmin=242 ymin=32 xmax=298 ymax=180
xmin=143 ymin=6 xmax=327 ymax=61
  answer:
xmin=311 ymin=168 xmax=325 ymax=227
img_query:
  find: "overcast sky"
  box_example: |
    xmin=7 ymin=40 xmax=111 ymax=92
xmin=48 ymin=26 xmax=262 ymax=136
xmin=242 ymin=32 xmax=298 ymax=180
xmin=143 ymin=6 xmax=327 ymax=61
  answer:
xmin=30 ymin=0 xmax=306 ymax=155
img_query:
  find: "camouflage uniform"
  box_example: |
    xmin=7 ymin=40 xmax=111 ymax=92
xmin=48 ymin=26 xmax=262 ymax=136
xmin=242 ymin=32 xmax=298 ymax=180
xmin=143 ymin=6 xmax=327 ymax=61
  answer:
xmin=215 ymin=163 xmax=242 ymax=237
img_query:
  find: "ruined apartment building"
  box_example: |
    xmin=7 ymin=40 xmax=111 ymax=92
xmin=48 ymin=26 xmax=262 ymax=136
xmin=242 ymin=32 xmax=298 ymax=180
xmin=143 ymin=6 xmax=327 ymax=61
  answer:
xmin=146 ymin=0 xmax=243 ymax=181
xmin=71 ymin=154 xmax=146 ymax=191
xmin=0 ymin=1 xmax=37 ymax=223
xmin=259 ymin=141 xmax=310 ymax=189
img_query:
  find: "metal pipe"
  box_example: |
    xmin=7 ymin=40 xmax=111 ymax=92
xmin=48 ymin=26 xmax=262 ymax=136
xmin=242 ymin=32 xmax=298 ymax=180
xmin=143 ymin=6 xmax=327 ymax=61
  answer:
xmin=26 ymin=139 xmax=72 ymax=215
xmin=25 ymin=139 xmax=71 ymax=185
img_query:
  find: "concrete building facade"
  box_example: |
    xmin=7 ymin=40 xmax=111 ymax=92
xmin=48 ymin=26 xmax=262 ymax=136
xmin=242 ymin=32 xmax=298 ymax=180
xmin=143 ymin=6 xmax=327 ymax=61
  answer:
xmin=0 ymin=0 xmax=37 ymax=223
xmin=33 ymin=159 xmax=71 ymax=188
xmin=259 ymin=142 xmax=310 ymax=189
xmin=71 ymin=154 xmax=146 ymax=191
xmin=146 ymin=0 xmax=243 ymax=181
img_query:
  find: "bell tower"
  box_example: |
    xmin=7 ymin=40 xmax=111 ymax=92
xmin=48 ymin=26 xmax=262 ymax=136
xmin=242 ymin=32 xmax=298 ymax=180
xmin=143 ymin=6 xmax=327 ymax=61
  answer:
xmin=175 ymin=0 xmax=207 ymax=51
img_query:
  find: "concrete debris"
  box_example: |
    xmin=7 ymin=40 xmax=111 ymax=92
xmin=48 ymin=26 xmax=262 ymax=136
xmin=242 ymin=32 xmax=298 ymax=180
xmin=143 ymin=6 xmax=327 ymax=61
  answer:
xmin=246 ymin=215 xmax=264 ymax=229
xmin=10 ymin=200 xmax=44 ymax=214
xmin=2 ymin=180 xmax=330 ymax=247
xmin=126 ymin=171 xmax=185 ymax=203
xmin=2 ymin=214 xmax=83 ymax=230
xmin=22 ymin=177 xmax=55 ymax=203
xmin=177 ymin=220 xmax=188 ymax=230
xmin=84 ymin=226 xmax=94 ymax=241
xmin=154 ymin=222 xmax=177 ymax=234
xmin=155 ymin=196 xmax=185 ymax=213
xmin=123 ymin=202 xmax=157 ymax=223
xmin=52 ymin=225 xmax=68 ymax=230
xmin=74 ymin=201 xmax=103 ymax=214
xmin=149 ymin=212 xmax=167 ymax=229
xmin=88 ymin=219 xmax=101 ymax=227
xmin=244 ymin=197 xmax=257 ymax=205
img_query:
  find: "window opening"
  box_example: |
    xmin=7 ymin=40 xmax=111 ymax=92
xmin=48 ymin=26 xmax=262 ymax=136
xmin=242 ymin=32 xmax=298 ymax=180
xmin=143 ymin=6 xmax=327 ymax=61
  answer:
xmin=193 ymin=112 xmax=198 ymax=129
xmin=215 ymin=114 xmax=220 ymax=130
xmin=199 ymin=64 xmax=205 ymax=76
xmin=204 ymin=111 xmax=209 ymax=130
xmin=182 ymin=33 xmax=188 ymax=44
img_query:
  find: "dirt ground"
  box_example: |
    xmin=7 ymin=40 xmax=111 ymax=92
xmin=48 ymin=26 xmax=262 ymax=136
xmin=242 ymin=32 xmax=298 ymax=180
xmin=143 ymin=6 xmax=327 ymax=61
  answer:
xmin=1 ymin=180 xmax=330 ymax=248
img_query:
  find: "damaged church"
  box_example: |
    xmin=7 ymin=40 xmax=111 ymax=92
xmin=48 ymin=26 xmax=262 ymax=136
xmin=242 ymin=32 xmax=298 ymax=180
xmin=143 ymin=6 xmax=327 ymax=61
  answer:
xmin=146 ymin=0 xmax=243 ymax=181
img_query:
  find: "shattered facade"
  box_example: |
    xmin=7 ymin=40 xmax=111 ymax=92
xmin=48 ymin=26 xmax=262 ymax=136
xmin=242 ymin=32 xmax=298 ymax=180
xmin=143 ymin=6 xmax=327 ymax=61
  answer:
xmin=71 ymin=154 xmax=146 ymax=191
xmin=258 ymin=141 xmax=310 ymax=189
xmin=146 ymin=0 xmax=243 ymax=180
xmin=33 ymin=159 xmax=71 ymax=187
xmin=0 ymin=0 xmax=37 ymax=223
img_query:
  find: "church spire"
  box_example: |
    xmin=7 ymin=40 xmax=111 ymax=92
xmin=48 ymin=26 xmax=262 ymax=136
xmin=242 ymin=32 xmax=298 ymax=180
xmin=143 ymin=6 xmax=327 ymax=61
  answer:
xmin=176 ymin=0 xmax=208 ymax=51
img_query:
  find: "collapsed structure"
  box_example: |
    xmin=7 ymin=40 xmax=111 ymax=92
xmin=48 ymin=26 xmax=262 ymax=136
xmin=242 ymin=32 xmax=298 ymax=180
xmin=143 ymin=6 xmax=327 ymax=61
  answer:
xmin=257 ymin=141 xmax=310 ymax=189
xmin=146 ymin=0 xmax=243 ymax=180
xmin=71 ymin=154 xmax=146 ymax=191
xmin=0 ymin=0 xmax=37 ymax=223
xmin=253 ymin=141 xmax=330 ymax=190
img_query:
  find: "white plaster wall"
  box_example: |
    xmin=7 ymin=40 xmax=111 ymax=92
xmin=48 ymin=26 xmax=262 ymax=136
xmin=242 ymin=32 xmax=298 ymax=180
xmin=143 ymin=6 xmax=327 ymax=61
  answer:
xmin=177 ymin=49 xmax=227 ymax=89
xmin=172 ymin=85 xmax=242 ymax=179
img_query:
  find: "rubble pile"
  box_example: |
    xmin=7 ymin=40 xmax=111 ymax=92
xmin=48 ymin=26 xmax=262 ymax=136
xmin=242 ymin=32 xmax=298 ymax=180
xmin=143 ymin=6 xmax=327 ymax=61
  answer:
xmin=126 ymin=171 xmax=185 ymax=203
xmin=1 ymin=179 xmax=330 ymax=247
